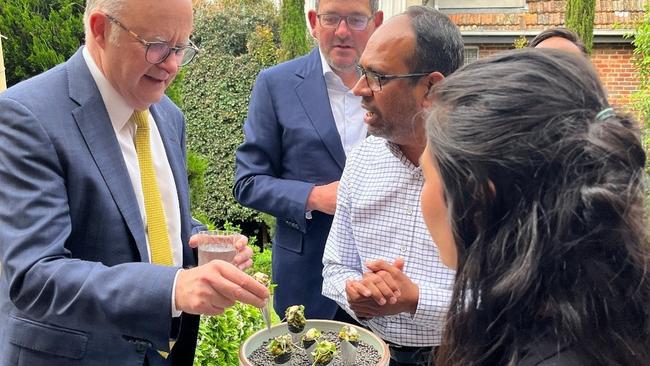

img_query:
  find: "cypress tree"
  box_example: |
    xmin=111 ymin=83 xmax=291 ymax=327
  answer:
xmin=279 ymin=0 xmax=310 ymax=61
xmin=565 ymin=0 xmax=595 ymax=54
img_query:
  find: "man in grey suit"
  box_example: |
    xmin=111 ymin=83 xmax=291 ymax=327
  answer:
xmin=233 ymin=0 xmax=383 ymax=320
xmin=0 ymin=0 xmax=268 ymax=365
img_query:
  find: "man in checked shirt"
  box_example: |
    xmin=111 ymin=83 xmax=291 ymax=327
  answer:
xmin=321 ymin=6 xmax=463 ymax=366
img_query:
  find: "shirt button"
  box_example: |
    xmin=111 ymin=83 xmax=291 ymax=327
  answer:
xmin=401 ymin=246 xmax=407 ymax=253
xmin=407 ymin=209 xmax=413 ymax=215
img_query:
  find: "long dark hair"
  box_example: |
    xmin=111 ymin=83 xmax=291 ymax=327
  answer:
xmin=426 ymin=48 xmax=649 ymax=365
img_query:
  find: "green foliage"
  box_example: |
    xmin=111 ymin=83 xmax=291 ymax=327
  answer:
xmin=166 ymin=68 xmax=186 ymax=110
xmin=565 ymin=0 xmax=595 ymax=54
xmin=182 ymin=1 xmax=280 ymax=228
xmin=0 ymin=0 xmax=84 ymax=86
xmin=279 ymin=0 xmax=310 ymax=61
xmin=248 ymin=25 xmax=280 ymax=67
xmin=513 ymin=35 xmax=528 ymax=49
xmin=250 ymin=244 xmax=273 ymax=277
xmin=629 ymin=4 xmax=650 ymax=172
xmin=628 ymin=4 xmax=650 ymax=213
xmin=187 ymin=150 xmax=210 ymax=212
xmin=193 ymin=223 xmax=279 ymax=366
xmin=193 ymin=302 xmax=266 ymax=366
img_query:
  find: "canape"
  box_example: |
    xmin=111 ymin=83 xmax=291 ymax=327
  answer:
xmin=267 ymin=334 xmax=293 ymax=365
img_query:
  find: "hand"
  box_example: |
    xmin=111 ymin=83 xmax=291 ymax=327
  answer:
xmin=175 ymin=260 xmax=269 ymax=316
xmin=357 ymin=269 xmax=401 ymax=304
xmin=189 ymin=233 xmax=253 ymax=270
xmin=345 ymin=280 xmax=381 ymax=319
xmin=306 ymin=181 xmax=339 ymax=215
xmin=231 ymin=234 xmax=253 ymax=270
xmin=364 ymin=258 xmax=419 ymax=315
xmin=346 ymin=259 xmax=419 ymax=317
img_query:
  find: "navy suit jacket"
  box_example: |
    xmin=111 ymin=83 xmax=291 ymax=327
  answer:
xmin=0 ymin=49 xmax=199 ymax=366
xmin=234 ymin=48 xmax=345 ymax=319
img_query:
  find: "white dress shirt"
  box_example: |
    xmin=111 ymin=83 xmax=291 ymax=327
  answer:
xmin=319 ymin=49 xmax=367 ymax=157
xmin=82 ymin=47 xmax=183 ymax=315
xmin=322 ymin=136 xmax=455 ymax=347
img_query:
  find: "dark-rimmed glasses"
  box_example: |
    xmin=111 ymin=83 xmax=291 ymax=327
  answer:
xmin=317 ymin=14 xmax=374 ymax=31
xmin=356 ymin=64 xmax=432 ymax=92
xmin=106 ymin=14 xmax=199 ymax=67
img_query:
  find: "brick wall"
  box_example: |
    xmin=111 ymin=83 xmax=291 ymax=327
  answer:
xmin=468 ymin=43 xmax=639 ymax=107
xmin=591 ymin=44 xmax=638 ymax=107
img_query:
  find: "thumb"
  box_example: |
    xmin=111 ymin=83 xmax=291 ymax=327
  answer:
xmin=393 ymin=257 xmax=405 ymax=271
xmin=188 ymin=234 xmax=200 ymax=248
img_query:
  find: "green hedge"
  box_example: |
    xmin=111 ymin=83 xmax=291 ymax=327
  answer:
xmin=182 ymin=1 xmax=279 ymax=229
xmin=0 ymin=0 xmax=84 ymax=87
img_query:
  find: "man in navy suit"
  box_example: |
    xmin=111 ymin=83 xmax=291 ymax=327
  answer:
xmin=234 ymin=0 xmax=383 ymax=320
xmin=0 ymin=0 xmax=268 ymax=365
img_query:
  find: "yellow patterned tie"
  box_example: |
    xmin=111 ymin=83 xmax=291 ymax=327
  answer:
xmin=131 ymin=110 xmax=174 ymax=266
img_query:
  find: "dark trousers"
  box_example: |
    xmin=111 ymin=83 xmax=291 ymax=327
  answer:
xmin=387 ymin=342 xmax=438 ymax=366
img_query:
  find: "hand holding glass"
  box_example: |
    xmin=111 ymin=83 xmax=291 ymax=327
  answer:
xmin=196 ymin=230 xmax=243 ymax=266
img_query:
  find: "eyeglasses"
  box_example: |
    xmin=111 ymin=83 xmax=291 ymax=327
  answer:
xmin=356 ymin=65 xmax=432 ymax=92
xmin=317 ymin=14 xmax=374 ymax=31
xmin=106 ymin=14 xmax=199 ymax=67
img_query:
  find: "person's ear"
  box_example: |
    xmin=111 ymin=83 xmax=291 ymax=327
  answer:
xmin=373 ymin=11 xmax=384 ymax=27
xmin=307 ymin=10 xmax=318 ymax=38
xmin=422 ymin=71 xmax=444 ymax=109
xmin=89 ymin=12 xmax=109 ymax=48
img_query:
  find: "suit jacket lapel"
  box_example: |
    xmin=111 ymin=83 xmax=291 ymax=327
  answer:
xmin=67 ymin=49 xmax=149 ymax=261
xmin=295 ymin=48 xmax=346 ymax=171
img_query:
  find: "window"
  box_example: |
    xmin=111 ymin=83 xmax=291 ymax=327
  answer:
xmin=463 ymin=46 xmax=479 ymax=65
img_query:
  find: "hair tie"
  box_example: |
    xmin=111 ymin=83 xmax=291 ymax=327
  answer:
xmin=595 ymin=107 xmax=614 ymax=121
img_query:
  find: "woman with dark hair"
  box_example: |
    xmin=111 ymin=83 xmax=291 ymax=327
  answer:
xmin=420 ymin=48 xmax=649 ymax=365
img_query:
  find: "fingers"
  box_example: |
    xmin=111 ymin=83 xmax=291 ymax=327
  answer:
xmin=207 ymin=262 xmax=269 ymax=307
xmin=233 ymin=244 xmax=253 ymax=268
xmin=365 ymin=259 xmax=403 ymax=276
xmin=358 ymin=273 xmax=391 ymax=305
xmin=346 ymin=280 xmax=364 ymax=303
xmin=393 ymin=257 xmax=405 ymax=271
xmin=188 ymin=234 xmax=201 ymax=248
xmin=236 ymin=258 xmax=253 ymax=271
xmin=234 ymin=234 xmax=249 ymax=250
xmin=175 ymin=262 xmax=270 ymax=315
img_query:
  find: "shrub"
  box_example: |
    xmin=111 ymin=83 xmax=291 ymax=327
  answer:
xmin=628 ymin=4 xmax=650 ymax=214
xmin=193 ymin=302 xmax=266 ymax=366
xmin=182 ymin=1 xmax=280 ymax=231
xmin=0 ymin=0 xmax=84 ymax=87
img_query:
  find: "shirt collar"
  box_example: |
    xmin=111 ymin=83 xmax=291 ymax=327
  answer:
xmin=82 ymin=46 xmax=137 ymax=131
xmin=385 ymin=139 xmax=422 ymax=173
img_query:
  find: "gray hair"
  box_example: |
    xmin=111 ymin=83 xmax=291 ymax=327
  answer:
xmin=404 ymin=5 xmax=464 ymax=77
xmin=84 ymin=0 xmax=126 ymax=42
xmin=314 ymin=0 xmax=379 ymax=14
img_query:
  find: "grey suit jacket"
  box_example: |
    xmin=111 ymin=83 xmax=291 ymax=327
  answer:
xmin=0 ymin=49 xmax=198 ymax=365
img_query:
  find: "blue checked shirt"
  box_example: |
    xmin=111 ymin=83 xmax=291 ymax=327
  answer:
xmin=322 ymin=136 xmax=455 ymax=347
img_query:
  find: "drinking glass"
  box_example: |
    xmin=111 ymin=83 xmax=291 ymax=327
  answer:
xmin=196 ymin=230 xmax=241 ymax=265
